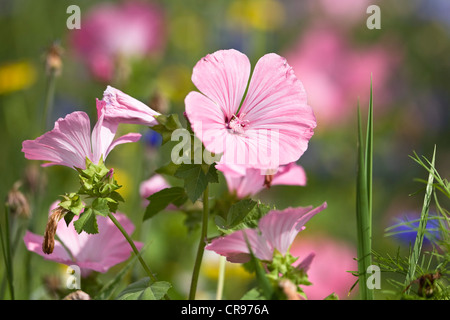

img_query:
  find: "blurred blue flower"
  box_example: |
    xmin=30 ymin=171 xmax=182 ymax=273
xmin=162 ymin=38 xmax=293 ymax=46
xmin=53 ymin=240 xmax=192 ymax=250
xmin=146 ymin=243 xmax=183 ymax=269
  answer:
xmin=143 ymin=129 xmax=162 ymax=148
xmin=388 ymin=211 xmax=442 ymax=246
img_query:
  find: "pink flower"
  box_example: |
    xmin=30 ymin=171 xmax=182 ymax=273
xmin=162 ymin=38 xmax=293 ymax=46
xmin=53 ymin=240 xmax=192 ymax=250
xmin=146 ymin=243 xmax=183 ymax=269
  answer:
xmin=22 ymin=111 xmax=141 ymax=170
xmin=70 ymin=1 xmax=165 ymax=82
xmin=184 ymin=49 xmax=316 ymax=170
xmin=284 ymin=26 xmax=399 ymax=127
xmin=139 ymin=174 xmax=171 ymax=206
xmin=206 ymin=203 xmax=327 ymax=263
xmin=97 ymin=86 xmax=160 ymax=127
xmin=23 ymin=203 xmax=143 ymax=277
xmin=217 ymin=162 xmax=307 ymax=198
xmin=290 ymin=235 xmax=358 ymax=300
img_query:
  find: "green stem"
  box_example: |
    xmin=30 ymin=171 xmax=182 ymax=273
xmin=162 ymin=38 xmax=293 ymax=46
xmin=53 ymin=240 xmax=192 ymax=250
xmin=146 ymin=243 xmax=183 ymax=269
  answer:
xmin=189 ymin=185 xmax=209 ymax=300
xmin=107 ymin=212 xmax=157 ymax=283
xmin=216 ymin=255 xmax=226 ymax=300
xmin=0 ymin=204 xmax=14 ymax=299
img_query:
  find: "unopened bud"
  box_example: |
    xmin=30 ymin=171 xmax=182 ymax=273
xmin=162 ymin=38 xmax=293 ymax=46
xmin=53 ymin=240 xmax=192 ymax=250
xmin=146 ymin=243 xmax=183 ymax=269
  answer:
xmin=45 ymin=42 xmax=64 ymax=77
xmin=42 ymin=206 xmax=68 ymax=254
xmin=6 ymin=181 xmax=30 ymax=218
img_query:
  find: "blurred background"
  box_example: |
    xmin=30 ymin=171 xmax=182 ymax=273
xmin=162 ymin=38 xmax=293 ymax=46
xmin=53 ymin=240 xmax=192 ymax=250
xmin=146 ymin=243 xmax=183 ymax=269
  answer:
xmin=0 ymin=0 xmax=449 ymax=300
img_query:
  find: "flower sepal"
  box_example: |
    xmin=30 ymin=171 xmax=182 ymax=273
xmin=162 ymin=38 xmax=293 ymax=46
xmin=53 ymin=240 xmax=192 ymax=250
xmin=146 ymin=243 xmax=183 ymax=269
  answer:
xmin=266 ymin=250 xmax=311 ymax=290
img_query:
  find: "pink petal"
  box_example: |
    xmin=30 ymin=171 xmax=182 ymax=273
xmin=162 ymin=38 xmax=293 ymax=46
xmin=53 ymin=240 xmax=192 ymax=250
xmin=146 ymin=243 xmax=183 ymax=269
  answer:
xmin=296 ymin=252 xmax=315 ymax=273
xmin=271 ymin=163 xmax=307 ymax=187
xmin=239 ymin=53 xmax=317 ymax=166
xmin=191 ymin=49 xmax=251 ymax=118
xmin=98 ymin=86 xmax=160 ymax=127
xmin=206 ymin=229 xmax=272 ymax=263
xmin=91 ymin=113 xmax=119 ymax=164
xmin=184 ymin=91 xmax=229 ymax=155
xmin=23 ymin=230 xmax=73 ymax=265
xmin=22 ymin=111 xmax=93 ymax=169
xmin=259 ymin=203 xmax=327 ymax=255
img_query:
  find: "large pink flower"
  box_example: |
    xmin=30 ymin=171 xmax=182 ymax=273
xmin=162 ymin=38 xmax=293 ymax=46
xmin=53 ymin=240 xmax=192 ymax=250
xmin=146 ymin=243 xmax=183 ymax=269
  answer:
xmin=184 ymin=49 xmax=316 ymax=170
xmin=206 ymin=203 xmax=327 ymax=263
xmin=70 ymin=1 xmax=165 ymax=82
xmin=217 ymin=162 xmax=307 ymax=199
xmin=23 ymin=203 xmax=143 ymax=277
xmin=22 ymin=111 xmax=141 ymax=170
xmin=97 ymin=86 xmax=160 ymax=127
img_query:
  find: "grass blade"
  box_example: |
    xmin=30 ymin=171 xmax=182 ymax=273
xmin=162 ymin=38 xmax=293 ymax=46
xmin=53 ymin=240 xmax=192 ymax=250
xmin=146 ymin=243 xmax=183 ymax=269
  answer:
xmin=404 ymin=146 xmax=436 ymax=291
xmin=356 ymin=95 xmax=374 ymax=300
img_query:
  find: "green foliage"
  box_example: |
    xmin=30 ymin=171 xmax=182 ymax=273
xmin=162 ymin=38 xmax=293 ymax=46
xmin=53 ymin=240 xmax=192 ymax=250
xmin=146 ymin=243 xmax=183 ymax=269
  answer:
xmin=144 ymin=186 xmax=188 ymax=220
xmin=116 ymin=278 xmax=171 ymax=300
xmin=152 ymin=114 xmax=183 ymax=144
xmin=215 ymin=199 xmax=272 ymax=234
xmin=174 ymin=163 xmax=218 ymax=202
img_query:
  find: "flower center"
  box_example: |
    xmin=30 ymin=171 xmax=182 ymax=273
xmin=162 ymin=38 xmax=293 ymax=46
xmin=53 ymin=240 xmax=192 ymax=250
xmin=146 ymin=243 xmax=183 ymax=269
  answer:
xmin=226 ymin=114 xmax=249 ymax=134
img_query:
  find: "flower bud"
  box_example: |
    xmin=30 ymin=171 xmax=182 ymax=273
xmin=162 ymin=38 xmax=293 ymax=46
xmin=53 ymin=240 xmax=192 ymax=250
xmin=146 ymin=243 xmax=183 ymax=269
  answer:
xmin=6 ymin=181 xmax=30 ymax=219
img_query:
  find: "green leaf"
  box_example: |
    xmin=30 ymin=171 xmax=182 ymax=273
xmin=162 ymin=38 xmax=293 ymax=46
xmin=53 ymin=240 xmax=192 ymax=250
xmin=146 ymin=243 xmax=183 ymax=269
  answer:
xmin=153 ymin=114 xmax=183 ymax=144
xmin=73 ymin=208 xmax=98 ymax=234
xmin=217 ymin=200 xmax=271 ymax=234
xmin=144 ymin=187 xmax=188 ymax=221
xmin=241 ymin=287 xmax=267 ymax=300
xmin=59 ymin=193 xmax=84 ymax=215
xmin=116 ymin=278 xmax=171 ymax=300
xmin=174 ymin=164 xmax=209 ymax=202
xmin=91 ymin=197 xmax=111 ymax=217
xmin=155 ymin=161 xmax=181 ymax=176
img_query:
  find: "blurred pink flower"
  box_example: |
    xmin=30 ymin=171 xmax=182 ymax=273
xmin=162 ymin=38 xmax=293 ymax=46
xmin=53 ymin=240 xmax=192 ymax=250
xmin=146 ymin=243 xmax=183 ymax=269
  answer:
xmin=312 ymin=0 xmax=371 ymax=24
xmin=185 ymin=49 xmax=316 ymax=170
xmin=23 ymin=202 xmax=142 ymax=277
xmin=139 ymin=174 xmax=171 ymax=206
xmin=217 ymin=162 xmax=307 ymax=198
xmin=22 ymin=111 xmax=141 ymax=170
xmin=285 ymin=26 xmax=399 ymax=127
xmin=97 ymin=86 xmax=160 ymax=127
xmin=206 ymin=203 xmax=327 ymax=263
xmin=71 ymin=1 xmax=165 ymax=82
xmin=290 ymin=235 xmax=358 ymax=300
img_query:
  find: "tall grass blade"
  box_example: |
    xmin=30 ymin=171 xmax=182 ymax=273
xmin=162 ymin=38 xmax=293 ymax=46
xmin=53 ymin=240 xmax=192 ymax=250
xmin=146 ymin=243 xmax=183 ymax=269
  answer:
xmin=355 ymin=91 xmax=374 ymax=300
xmin=404 ymin=146 xmax=436 ymax=292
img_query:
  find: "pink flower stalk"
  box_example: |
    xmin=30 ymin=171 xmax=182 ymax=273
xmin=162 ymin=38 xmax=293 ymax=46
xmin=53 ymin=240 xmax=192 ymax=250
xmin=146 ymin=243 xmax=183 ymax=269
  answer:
xmin=206 ymin=203 xmax=327 ymax=263
xmin=284 ymin=26 xmax=399 ymax=127
xmin=71 ymin=1 xmax=165 ymax=82
xmin=23 ymin=203 xmax=143 ymax=277
xmin=97 ymin=86 xmax=160 ymax=127
xmin=217 ymin=162 xmax=307 ymax=198
xmin=139 ymin=174 xmax=171 ymax=206
xmin=184 ymin=49 xmax=317 ymax=170
xmin=290 ymin=235 xmax=358 ymax=300
xmin=22 ymin=111 xmax=141 ymax=170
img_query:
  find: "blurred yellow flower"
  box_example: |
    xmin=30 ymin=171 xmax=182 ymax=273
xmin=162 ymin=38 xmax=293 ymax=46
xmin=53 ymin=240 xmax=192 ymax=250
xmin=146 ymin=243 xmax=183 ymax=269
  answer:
xmin=112 ymin=167 xmax=133 ymax=200
xmin=202 ymin=253 xmax=253 ymax=281
xmin=227 ymin=0 xmax=285 ymax=31
xmin=157 ymin=64 xmax=194 ymax=104
xmin=0 ymin=61 xmax=36 ymax=95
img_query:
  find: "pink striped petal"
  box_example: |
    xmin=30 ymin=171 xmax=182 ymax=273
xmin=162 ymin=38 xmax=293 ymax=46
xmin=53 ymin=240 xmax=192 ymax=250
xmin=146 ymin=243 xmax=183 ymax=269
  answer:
xmin=240 ymin=53 xmax=317 ymax=166
xmin=205 ymin=229 xmax=272 ymax=263
xmin=22 ymin=111 xmax=93 ymax=169
xmin=259 ymin=203 xmax=327 ymax=255
xmin=98 ymin=86 xmax=160 ymax=127
xmin=191 ymin=49 xmax=250 ymax=118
